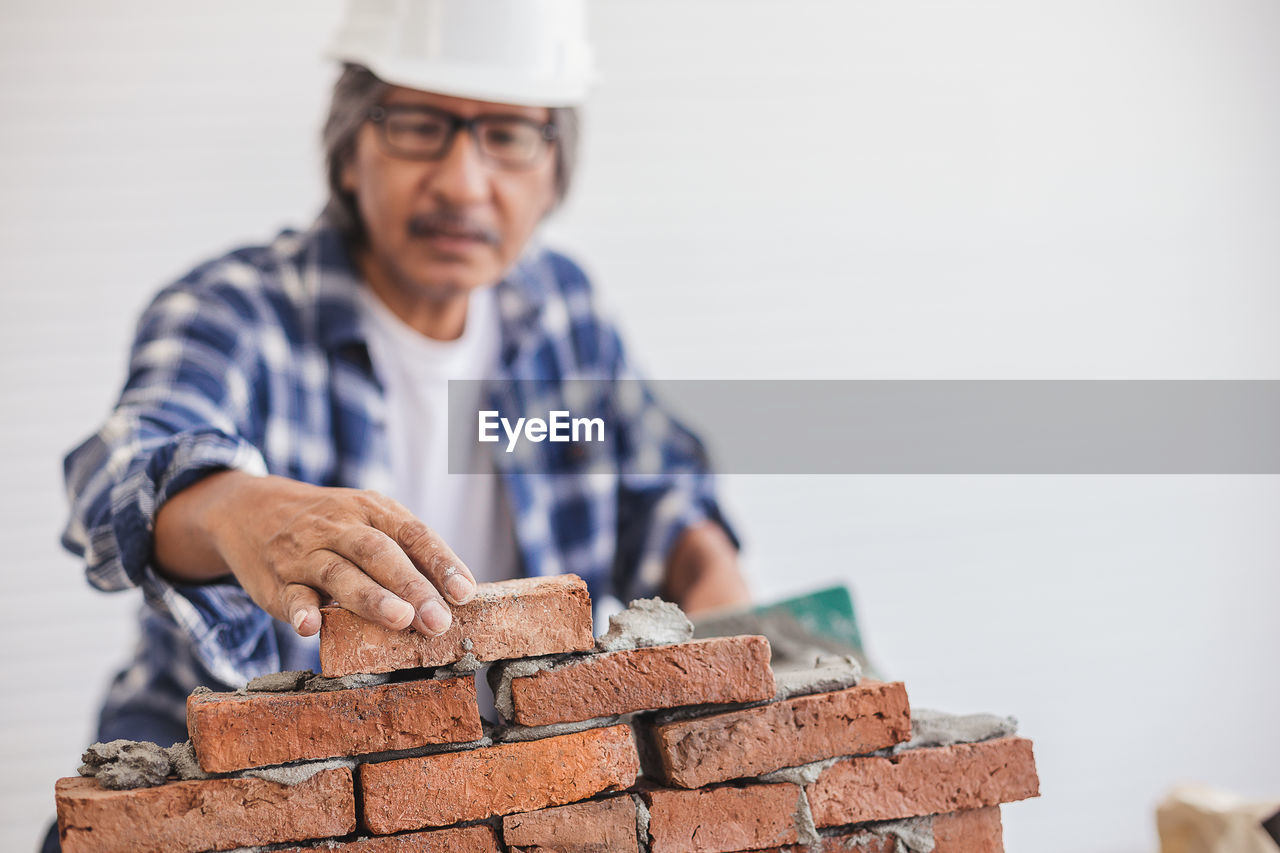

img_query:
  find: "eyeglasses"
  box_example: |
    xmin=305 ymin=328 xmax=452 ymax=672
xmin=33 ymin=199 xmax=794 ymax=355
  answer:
xmin=366 ymin=104 xmax=558 ymax=170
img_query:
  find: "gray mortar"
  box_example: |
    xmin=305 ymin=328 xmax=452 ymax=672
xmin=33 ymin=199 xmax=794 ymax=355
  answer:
xmin=792 ymin=787 xmax=822 ymax=846
xmin=758 ymin=756 xmax=840 ymax=786
xmin=461 ymin=636 xmax=474 ymax=652
xmin=164 ymin=741 xmax=213 ymax=781
xmin=756 ymin=756 xmax=837 ymax=845
xmin=347 ymin=735 xmax=493 ymax=765
xmin=304 ymin=671 xmax=391 ymax=692
xmin=631 ymin=793 xmax=652 ymax=853
xmin=891 ymin=708 xmax=1017 ymax=754
xmin=773 ymin=654 xmax=862 ymax=701
xmin=450 ymin=652 xmax=482 ymax=673
xmin=595 ymin=598 xmax=692 ymax=652
xmin=79 ymin=740 xmax=172 ymax=789
xmin=487 ymin=655 xmax=564 ymax=722
xmin=245 ymin=670 xmax=312 ymax=692
xmin=240 ymin=757 xmax=356 ymax=786
xmin=648 ymin=696 xmax=771 ymax=725
xmin=496 ymin=714 xmax=621 ymax=743
xmin=824 ymin=816 xmax=936 ymax=853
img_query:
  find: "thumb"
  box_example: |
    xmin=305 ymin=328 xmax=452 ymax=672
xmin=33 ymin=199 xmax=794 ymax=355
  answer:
xmin=281 ymin=583 xmax=324 ymax=637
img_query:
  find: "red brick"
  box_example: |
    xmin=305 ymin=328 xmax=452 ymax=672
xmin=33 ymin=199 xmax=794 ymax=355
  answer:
xmin=55 ymin=767 xmax=354 ymax=853
xmin=648 ymin=680 xmax=910 ymax=788
xmin=503 ymin=796 xmax=639 ymax=853
xmin=188 ymin=675 xmax=482 ymax=773
xmin=276 ymin=824 xmax=502 ymax=852
xmin=643 ymin=782 xmax=799 ymax=853
xmin=320 ymin=575 xmax=594 ymax=676
xmin=807 ymin=738 xmax=1038 ymax=827
xmin=360 ymin=724 xmax=639 ymax=833
xmin=748 ymin=806 xmax=1005 ymax=853
xmin=935 ymin=807 xmax=1004 ymax=852
xmin=509 ymin=636 xmax=775 ymax=726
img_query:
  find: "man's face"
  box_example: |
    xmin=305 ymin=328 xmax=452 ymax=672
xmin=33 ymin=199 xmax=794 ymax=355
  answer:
xmin=341 ymin=87 xmax=557 ymax=299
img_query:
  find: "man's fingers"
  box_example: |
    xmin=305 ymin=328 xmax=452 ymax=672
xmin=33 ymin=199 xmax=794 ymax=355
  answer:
xmin=330 ymin=526 xmax=454 ymax=636
xmin=309 ymin=550 xmax=416 ymax=631
xmin=281 ymin=583 xmax=323 ymax=637
xmin=358 ymin=493 xmax=478 ymax=606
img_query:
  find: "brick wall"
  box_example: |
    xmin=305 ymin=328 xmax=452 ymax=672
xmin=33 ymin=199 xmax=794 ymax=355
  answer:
xmin=54 ymin=574 xmax=1039 ymax=853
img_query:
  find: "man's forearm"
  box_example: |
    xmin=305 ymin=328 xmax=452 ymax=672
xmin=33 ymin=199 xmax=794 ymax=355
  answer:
xmin=663 ymin=520 xmax=750 ymax=615
xmin=153 ymin=469 xmax=252 ymax=582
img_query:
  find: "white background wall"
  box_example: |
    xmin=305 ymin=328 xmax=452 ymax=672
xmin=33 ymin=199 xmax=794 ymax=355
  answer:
xmin=2 ymin=2 xmax=1278 ymax=851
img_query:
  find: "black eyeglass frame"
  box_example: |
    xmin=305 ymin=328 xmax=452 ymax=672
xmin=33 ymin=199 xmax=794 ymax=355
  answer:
xmin=365 ymin=104 xmax=559 ymax=169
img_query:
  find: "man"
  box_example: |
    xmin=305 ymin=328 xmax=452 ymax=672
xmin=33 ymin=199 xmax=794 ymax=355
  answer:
xmin=55 ymin=0 xmax=744 ymax=790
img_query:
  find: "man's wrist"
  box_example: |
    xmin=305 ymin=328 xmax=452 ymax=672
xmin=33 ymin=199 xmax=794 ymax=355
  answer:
xmin=153 ymin=468 xmax=252 ymax=583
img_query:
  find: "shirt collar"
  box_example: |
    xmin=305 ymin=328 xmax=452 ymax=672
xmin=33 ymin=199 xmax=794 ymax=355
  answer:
xmin=300 ymin=215 xmax=553 ymax=360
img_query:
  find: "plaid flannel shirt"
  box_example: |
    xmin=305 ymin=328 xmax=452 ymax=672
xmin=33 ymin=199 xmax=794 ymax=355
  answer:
xmin=60 ymin=218 xmax=733 ymax=745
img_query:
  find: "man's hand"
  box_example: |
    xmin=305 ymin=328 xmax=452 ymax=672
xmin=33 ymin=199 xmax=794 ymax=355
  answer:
xmin=663 ymin=520 xmax=750 ymax=615
xmin=153 ymin=471 xmax=476 ymax=638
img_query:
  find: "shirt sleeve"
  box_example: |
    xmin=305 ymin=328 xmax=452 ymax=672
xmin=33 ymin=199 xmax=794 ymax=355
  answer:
xmin=605 ymin=328 xmax=740 ymax=603
xmin=60 ymin=283 xmax=278 ymax=687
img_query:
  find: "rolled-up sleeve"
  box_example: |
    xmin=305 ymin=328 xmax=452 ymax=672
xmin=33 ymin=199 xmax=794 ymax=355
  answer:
xmin=61 ymin=284 xmax=277 ymax=686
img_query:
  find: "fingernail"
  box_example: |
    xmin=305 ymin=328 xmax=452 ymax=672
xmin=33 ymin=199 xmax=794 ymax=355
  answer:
xmin=380 ymin=596 xmax=415 ymax=626
xmin=291 ymin=610 xmax=308 ymax=632
xmin=419 ymin=599 xmax=452 ymax=635
xmin=443 ymin=567 xmax=475 ymax=603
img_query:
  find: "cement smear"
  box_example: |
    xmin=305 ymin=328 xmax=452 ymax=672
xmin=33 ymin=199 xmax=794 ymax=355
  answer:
xmin=893 ymin=708 xmax=1017 ymax=753
xmin=304 ymin=672 xmax=391 ymax=692
xmin=792 ymin=787 xmax=821 ymax=846
xmin=632 ymin=793 xmax=652 ymax=853
xmin=773 ymin=654 xmax=863 ymax=701
xmin=758 ymin=756 xmax=839 ymax=786
xmin=240 ymin=670 xmax=391 ymax=693
xmin=826 ymin=816 xmax=936 ymax=853
xmin=450 ymin=652 xmax=482 ymax=673
xmin=241 ymin=757 xmax=356 ymax=786
xmin=245 ymin=670 xmax=311 ymax=692
xmin=78 ymin=740 xmax=171 ymax=789
xmin=496 ymin=715 xmax=621 ymax=743
xmin=595 ymin=598 xmax=692 ymax=652
xmin=487 ymin=655 xmax=563 ymax=722
xmin=165 ymin=741 xmax=213 ymax=781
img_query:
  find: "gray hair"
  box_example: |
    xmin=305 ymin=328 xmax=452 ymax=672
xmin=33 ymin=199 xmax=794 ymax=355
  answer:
xmin=321 ymin=64 xmax=579 ymax=244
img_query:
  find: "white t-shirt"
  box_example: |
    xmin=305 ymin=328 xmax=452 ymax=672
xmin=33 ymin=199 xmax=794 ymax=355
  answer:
xmin=357 ymin=284 xmax=519 ymax=586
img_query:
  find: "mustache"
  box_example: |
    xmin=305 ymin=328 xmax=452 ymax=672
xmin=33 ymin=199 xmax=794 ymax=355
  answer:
xmin=407 ymin=210 xmax=500 ymax=246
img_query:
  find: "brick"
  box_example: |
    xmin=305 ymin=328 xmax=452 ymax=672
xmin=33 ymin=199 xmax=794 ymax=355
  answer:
xmin=510 ymin=635 xmax=775 ymax=726
xmin=320 ymin=575 xmax=594 ymax=676
xmin=748 ymin=806 xmax=1004 ymax=853
xmin=55 ymin=767 xmax=354 ymax=853
xmin=275 ymin=824 xmax=502 ymax=852
xmin=643 ymin=782 xmax=799 ymax=853
xmin=360 ymin=724 xmax=639 ymax=833
xmin=503 ymin=796 xmax=639 ymax=853
xmin=647 ymin=680 xmax=911 ymax=788
xmin=934 ymin=807 xmax=1004 ymax=852
xmin=807 ymin=738 xmax=1038 ymax=827
xmin=188 ymin=675 xmax=482 ymax=773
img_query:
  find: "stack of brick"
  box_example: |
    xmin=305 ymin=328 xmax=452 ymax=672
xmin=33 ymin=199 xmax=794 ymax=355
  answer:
xmin=54 ymin=574 xmax=1040 ymax=853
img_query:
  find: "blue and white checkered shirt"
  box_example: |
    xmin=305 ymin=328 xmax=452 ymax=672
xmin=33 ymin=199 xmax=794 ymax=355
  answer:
xmin=61 ymin=218 xmax=732 ymax=745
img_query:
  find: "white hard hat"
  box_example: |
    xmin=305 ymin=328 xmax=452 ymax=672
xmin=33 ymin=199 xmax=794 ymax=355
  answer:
xmin=326 ymin=0 xmax=594 ymax=107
